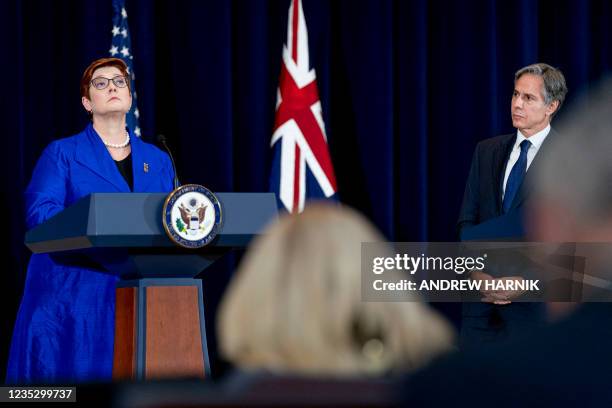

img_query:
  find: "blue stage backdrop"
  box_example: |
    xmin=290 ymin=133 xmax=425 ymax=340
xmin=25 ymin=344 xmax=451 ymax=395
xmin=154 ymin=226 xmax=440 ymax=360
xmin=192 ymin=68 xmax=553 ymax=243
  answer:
xmin=2 ymin=0 xmax=612 ymax=378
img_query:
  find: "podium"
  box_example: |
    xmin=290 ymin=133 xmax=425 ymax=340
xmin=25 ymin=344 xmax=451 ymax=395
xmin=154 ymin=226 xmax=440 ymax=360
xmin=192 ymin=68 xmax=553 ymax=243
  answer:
xmin=25 ymin=192 xmax=278 ymax=380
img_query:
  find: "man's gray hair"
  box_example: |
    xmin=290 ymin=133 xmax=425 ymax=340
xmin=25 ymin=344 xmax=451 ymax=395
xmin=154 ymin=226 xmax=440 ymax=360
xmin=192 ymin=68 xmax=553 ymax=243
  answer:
xmin=515 ymin=63 xmax=568 ymax=116
xmin=533 ymin=79 xmax=612 ymax=222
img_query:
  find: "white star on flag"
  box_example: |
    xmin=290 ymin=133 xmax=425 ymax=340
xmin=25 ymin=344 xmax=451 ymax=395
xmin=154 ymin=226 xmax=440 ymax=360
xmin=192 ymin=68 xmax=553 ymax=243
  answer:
xmin=109 ymin=45 xmax=119 ymax=56
xmin=134 ymin=108 xmax=139 ymax=119
xmin=121 ymin=7 xmax=127 ymax=18
xmin=121 ymin=28 xmax=127 ymax=38
xmin=112 ymin=26 xmax=120 ymax=36
xmin=120 ymin=46 xmax=130 ymax=57
xmin=134 ymin=127 xmax=141 ymax=137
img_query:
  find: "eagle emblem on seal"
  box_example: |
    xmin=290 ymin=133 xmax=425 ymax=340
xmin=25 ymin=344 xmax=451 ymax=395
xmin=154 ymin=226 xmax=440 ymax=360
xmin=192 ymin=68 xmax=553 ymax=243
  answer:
xmin=178 ymin=199 xmax=208 ymax=235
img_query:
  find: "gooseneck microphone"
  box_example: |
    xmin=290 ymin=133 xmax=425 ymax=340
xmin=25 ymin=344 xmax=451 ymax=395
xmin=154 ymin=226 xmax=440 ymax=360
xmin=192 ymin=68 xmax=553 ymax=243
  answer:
xmin=157 ymin=134 xmax=181 ymax=189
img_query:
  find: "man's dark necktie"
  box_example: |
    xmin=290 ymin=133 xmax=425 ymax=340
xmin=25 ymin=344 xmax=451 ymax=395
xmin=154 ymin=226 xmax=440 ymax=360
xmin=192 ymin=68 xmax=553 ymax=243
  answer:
xmin=503 ymin=139 xmax=531 ymax=213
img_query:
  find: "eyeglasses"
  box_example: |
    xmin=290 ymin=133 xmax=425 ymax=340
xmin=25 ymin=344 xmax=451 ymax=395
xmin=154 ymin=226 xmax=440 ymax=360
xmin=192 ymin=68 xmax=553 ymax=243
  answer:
xmin=90 ymin=75 xmax=128 ymax=90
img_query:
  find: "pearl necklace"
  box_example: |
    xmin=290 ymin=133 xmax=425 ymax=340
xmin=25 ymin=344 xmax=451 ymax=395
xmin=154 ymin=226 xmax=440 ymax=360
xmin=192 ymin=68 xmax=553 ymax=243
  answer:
xmin=102 ymin=131 xmax=130 ymax=149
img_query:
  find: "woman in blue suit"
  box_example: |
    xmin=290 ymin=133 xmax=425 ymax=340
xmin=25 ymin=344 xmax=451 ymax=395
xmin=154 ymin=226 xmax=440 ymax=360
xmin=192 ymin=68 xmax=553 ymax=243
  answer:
xmin=7 ymin=58 xmax=175 ymax=384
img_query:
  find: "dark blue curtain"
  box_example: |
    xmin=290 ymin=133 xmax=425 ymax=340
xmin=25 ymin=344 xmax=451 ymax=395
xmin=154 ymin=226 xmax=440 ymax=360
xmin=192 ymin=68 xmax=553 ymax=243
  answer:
xmin=2 ymin=0 xmax=612 ymax=376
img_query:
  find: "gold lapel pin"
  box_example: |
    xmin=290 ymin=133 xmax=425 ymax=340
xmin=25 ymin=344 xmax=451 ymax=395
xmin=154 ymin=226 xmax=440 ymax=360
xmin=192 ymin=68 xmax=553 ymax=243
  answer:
xmin=144 ymin=163 xmax=149 ymax=173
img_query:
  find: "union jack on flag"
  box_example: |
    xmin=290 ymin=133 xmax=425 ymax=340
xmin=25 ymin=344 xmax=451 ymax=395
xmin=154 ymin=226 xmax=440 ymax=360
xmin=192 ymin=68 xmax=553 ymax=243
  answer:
xmin=270 ymin=0 xmax=337 ymax=213
xmin=109 ymin=0 xmax=141 ymax=137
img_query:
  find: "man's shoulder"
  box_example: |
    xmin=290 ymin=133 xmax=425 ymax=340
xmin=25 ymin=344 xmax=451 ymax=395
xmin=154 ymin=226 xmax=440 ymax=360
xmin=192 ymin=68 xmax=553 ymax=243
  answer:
xmin=475 ymin=132 xmax=515 ymax=150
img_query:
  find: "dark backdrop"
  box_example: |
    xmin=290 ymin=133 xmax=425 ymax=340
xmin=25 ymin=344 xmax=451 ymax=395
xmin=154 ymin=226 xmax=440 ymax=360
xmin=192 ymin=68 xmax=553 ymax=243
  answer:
xmin=2 ymin=0 xmax=612 ymax=378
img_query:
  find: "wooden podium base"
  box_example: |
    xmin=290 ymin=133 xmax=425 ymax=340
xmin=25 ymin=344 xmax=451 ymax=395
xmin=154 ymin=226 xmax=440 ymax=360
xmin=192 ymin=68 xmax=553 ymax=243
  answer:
xmin=112 ymin=279 xmax=210 ymax=380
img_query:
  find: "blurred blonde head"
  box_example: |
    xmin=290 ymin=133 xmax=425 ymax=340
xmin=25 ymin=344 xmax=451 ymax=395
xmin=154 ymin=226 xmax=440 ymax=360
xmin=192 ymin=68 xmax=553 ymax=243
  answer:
xmin=218 ymin=203 xmax=454 ymax=376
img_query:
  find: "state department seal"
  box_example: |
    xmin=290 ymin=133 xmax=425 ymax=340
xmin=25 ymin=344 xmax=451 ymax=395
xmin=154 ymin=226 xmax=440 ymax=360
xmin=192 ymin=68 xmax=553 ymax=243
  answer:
xmin=162 ymin=184 xmax=222 ymax=248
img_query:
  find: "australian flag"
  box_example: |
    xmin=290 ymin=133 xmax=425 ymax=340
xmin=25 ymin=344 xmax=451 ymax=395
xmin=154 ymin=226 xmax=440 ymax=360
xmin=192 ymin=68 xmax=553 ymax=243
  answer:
xmin=109 ymin=0 xmax=141 ymax=137
xmin=269 ymin=0 xmax=337 ymax=213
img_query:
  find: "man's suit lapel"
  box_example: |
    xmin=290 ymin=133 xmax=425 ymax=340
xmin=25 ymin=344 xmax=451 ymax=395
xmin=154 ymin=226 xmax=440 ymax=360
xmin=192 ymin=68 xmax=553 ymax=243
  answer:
xmin=74 ymin=124 xmax=130 ymax=192
xmin=493 ymin=134 xmax=516 ymax=215
xmin=509 ymin=128 xmax=557 ymax=211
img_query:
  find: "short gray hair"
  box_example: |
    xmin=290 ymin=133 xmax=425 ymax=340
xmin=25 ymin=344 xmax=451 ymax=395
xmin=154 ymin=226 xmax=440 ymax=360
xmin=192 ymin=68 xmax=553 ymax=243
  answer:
xmin=533 ymin=78 xmax=612 ymax=223
xmin=515 ymin=63 xmax=568 ymax=116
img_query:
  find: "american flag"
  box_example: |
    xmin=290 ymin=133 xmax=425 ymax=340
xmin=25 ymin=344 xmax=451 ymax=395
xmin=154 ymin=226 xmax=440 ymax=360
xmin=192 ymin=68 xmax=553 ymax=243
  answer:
xmin=269 ymin=0 xmax=337 ymax=213
xmin=109 ymin=0 xmax=141 ymax=137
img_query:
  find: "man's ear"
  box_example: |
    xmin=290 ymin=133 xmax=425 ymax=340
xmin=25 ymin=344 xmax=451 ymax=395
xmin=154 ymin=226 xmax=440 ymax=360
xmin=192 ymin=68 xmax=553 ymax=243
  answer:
xmin=546 ymin=100 xmax=559 ymax=117
xmin=82 ymin=96 xmax=92 ymax=113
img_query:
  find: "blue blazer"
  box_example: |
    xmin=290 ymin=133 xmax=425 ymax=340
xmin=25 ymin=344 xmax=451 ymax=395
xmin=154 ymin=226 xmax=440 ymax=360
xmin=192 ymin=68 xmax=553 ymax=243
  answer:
xmin=7 ymin=124 xmax=174 ymax=384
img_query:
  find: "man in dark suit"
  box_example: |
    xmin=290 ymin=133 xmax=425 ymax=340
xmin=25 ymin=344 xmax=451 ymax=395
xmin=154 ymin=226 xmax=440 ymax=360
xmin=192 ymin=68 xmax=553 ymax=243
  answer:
xmin=457 ymin=63 xmax=567 ymax=349
xmin=403 ymin=78 xmax=612 ymax=408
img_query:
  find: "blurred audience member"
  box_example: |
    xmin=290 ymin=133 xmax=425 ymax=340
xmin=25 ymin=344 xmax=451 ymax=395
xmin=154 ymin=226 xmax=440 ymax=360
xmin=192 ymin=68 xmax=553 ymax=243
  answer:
xmin=218 ymin=204 xmax=454 ymax=377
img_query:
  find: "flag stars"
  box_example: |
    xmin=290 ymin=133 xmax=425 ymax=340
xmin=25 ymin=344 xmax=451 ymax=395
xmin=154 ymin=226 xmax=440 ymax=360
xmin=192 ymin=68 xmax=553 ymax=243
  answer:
xmin=111 ymin=5 xmax=139 ymax=136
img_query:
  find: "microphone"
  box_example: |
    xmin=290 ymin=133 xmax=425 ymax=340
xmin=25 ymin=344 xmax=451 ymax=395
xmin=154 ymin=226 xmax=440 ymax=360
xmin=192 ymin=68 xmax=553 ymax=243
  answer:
xmin=157 ymin=134 xmax=180 ymax=189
